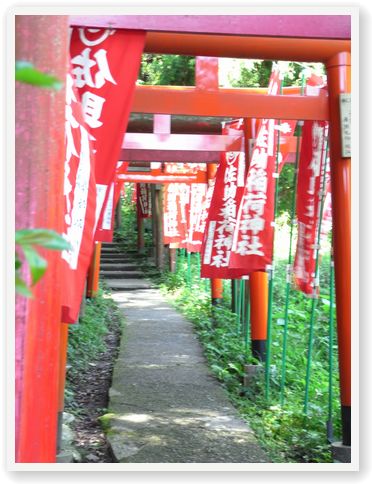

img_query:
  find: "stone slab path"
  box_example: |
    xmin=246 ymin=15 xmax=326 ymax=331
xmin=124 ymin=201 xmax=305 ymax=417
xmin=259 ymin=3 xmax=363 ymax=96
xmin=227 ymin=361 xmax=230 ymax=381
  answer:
xmin=100 ymin=244 xmax=269 ymax=463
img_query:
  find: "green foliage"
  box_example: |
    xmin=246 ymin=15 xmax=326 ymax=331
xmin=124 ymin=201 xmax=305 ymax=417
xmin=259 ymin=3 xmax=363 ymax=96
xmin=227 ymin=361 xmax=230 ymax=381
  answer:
xmin=277 ymin=163 xmax=296 ymax=217
xmin=114 ymin=184 xmax=137 ymax=248
xmin=66 ymin=286 xmax=123 ymax=401
xmin=139 ymin=54 xmax=196 ymax=86
xmin=229 ymin=60 xmax=324 ymax=89
xmin=230 ymin=60 xmax=273 ymax=88
xmin=15 ymin=229 xmax=70 ymax=250
xmin=15 ymin=61 xmax=63 ymax=90
xmin=15 ymin=229 xmax=71 ymax=297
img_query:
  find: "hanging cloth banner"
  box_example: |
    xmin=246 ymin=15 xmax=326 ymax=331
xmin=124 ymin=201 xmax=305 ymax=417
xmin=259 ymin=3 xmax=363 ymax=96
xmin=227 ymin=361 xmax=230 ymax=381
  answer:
xmin=186 ymin=182 xmax=208 ymax=253
xmin=61 ymin=72 xmax=97 ymax=323
xmin=200 ymin=119 xmax=248 ymax=279
xmin=70 ymin=27 xmax=146 ymax=242
xmin=163 ymin=183 xmax=190 ymax=247
xmin=190 ymin=173 xmax=216 ymax=252
xmin=229 ymin=67 xmax=282 ymax=274
xmin=293 ymin=120 xmax=329 ymax=296
xmin=137 ymin=183 xmax=152 ymax=218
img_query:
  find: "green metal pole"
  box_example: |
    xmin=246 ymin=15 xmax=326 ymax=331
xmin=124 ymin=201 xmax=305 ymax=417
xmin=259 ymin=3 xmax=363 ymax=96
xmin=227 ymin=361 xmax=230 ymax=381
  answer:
xmin=279 ymin=123 xmax=303 ymax=405
xmin=196 ymin=251 xmax=201 ymax=287
xmin=265 ymin=76 xmax=282 ymax=400
xmin=244 ymin=280 xmax=251 ymax=354
xmin=187 ymin=250 xmax=192 ymax=289
xmin=240 ymin=279 xmax=245 ymax=337
xmin=304 ymin=139 xmax=329 ymax=414
xmin=236 ymin=279 xmax=242 ymax=334
xmin=280 ymin=74 xmax=306 ymax=406
xmin=327 ymin=253 xmax=335 ymax=442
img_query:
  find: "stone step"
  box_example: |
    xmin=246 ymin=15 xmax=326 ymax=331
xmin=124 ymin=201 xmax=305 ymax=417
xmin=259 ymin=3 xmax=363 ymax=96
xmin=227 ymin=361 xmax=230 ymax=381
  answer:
xmin=100 ymin=255 xmax=136 ymax=262
xmin=100 ymin=255 xmax=134 ymax=260
xmin=100 ymin=250 xmax=121 ymax=256
xmin=102 ymin=240 xmax=122 ymax=247
xmin=100 ymin=263 xmax=139 ymax=271
xmin=104 ymin=279 xmax=152 ymax=291
xmin=100 ymin=271 xmax=144 ymax=279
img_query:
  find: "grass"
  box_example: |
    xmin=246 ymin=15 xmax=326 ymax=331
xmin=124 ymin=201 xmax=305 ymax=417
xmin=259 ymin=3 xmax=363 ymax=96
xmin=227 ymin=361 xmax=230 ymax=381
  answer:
xmin=65 ymin=285 xmax=124 ymax=411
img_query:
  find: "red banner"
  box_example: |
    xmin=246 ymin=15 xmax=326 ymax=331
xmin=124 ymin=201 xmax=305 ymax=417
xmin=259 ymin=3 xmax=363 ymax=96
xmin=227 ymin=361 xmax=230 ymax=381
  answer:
xmin=293 ymin=120 xmax=329 ymax=296
xmin=191 ymin=175 xmax=216 ymax=249
xmin=61 ymin=72 xmax=96 ymax=323
xmin=163 ymin=183 xmax=190 ymax=247
xmin=186 ymin=183 xmax=208 ymax=252
xmin=163 ymin=163 xmax=207 ymax=248
xmin=200 ymin=119 xmax=248 ymax=279
xmin=137 ymin=183 xmax=152 ymax=218
xmin=70 ymin=27 xmax=145 ymax=242
xmin=229 ymin=67 xmax=282 ymax=274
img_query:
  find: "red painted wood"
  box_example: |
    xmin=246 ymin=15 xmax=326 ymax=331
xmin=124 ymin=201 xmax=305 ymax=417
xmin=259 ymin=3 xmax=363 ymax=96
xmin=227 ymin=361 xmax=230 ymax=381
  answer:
xmin=15 ymin=15 xmax=69 ymax=462
xmin=122 ymin=133 xmax=244 ymax=151
xmin=69 ymin=15 xmax=351 ymax=40
xmin=144 ymin=32 xmax=350 ymax=63
xmin=132 ymin=86 xmax=329 ymax=120
xmin=118 ymin=174 xmax=202 ymax=184
xmin=196 ymin=57 xmax=219 ymax=91
xmin=326 ymin=53 xmax=351 ymax=409
xmin=121 ymin=149 xmax=221 ymax=163
xmin=153 ymin=114 xmax=171 ymax=134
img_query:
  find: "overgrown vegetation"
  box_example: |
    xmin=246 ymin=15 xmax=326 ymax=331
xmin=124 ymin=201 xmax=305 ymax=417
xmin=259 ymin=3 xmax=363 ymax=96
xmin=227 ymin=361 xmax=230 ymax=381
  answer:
xmin=114 ymin=184 xmax=137 ymax=249
xmin=65 ymin=285 xmax=123 ymax=411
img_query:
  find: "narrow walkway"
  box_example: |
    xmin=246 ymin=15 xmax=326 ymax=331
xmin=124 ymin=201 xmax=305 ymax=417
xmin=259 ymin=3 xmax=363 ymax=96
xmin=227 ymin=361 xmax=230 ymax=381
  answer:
xmin=101 ymin=244 xmax=269 ymax=463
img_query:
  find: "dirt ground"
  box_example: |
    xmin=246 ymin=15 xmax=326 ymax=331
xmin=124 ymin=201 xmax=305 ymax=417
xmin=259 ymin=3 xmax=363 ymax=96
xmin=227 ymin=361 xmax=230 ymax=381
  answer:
xmin=65 ymin=310 xmax=122 ymax=463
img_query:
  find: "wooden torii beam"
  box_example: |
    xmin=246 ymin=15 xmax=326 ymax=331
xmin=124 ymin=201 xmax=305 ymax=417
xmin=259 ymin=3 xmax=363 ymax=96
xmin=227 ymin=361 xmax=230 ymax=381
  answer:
xmin=131 ymin=85 xmax=329 ymax=121
xmin=120 ymin=134 xmax=301 ymax=163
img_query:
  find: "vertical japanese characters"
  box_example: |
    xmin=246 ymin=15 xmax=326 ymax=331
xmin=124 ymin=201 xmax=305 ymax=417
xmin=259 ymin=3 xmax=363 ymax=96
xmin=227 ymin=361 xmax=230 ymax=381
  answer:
xmin=229 ymin=67 xmax=282 ymax=274
xmin=70 ymin=27 xmax=145 ymax=242
xmin=200 ymin=119 xmax=248 ymax=279
xmin=293 ymin=120 xmax=329 ymax=296
xmin=61 ymin=70 xmax=96 ymax=323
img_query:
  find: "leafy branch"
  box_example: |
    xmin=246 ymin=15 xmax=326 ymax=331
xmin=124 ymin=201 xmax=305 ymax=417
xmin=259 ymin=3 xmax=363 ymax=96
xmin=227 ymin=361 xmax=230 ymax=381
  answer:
xmin=15 ymin=61 xmax=63 ymax=90
xmin=15 ymin=229 xmax=71 ymax=297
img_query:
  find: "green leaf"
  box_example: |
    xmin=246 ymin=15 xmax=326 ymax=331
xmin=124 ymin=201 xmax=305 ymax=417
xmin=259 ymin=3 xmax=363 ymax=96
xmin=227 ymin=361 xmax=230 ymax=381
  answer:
xmin=15 ymin=229 xmax=71 ymax=250
xmin=15 ymin=273 xmax=33 ymax=297
xmin=15 ymin=61 xmax=63 ymax=90
xmin=22 ymin=246 xmax=48 ymax=285
xmin=15 ymin=252 xmax=22 ymax=270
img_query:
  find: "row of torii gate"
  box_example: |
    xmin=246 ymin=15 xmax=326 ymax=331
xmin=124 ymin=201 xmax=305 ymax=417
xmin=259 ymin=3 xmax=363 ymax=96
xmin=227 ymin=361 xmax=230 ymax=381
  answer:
xmin=15 ymin=14 xmax=351 ymax=464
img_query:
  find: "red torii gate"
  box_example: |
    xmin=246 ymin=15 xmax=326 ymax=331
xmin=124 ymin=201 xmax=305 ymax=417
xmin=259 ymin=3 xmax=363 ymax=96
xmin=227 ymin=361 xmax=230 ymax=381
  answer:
xmin=15 ymin=14 xmax=351 ymax=463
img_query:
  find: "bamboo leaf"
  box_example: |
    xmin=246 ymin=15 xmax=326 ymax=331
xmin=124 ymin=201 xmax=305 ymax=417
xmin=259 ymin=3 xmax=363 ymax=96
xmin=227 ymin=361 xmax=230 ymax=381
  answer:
xmin=22 ymin=246 xmax=48 ymax=285
xmin=15 ymin=229 xmax=71 ymax=250
xmin=15 ymin=61 xmax=63 ymax=90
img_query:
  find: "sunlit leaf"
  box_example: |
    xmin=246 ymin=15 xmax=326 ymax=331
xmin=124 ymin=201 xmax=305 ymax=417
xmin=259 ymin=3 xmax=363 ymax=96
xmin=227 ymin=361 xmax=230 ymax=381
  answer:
xmin=15 ymin=252 xmax=21 ymax=270
xmin=15 ymin=273 xmax=33 ymax=297
xmin=15 ymin=229 xmax=71 ymax=250
xmin=15 ymin=61 xmax=63 ymax=90
xmin=22 ymin=246 xmax=48 ymax=285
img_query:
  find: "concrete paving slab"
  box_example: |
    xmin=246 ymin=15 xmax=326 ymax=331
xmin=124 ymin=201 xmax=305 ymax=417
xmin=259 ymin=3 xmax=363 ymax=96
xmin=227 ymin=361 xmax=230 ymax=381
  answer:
xmin=105 ymin=279 xmax=152 ymax=291
xmin=104 ymin=282 xmax=270 ymax=463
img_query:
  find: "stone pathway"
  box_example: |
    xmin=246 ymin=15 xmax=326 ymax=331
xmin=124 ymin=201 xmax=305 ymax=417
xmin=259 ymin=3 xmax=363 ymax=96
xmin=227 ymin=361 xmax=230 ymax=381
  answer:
xmin=100 ymin=243 xmax=269 ymax=463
